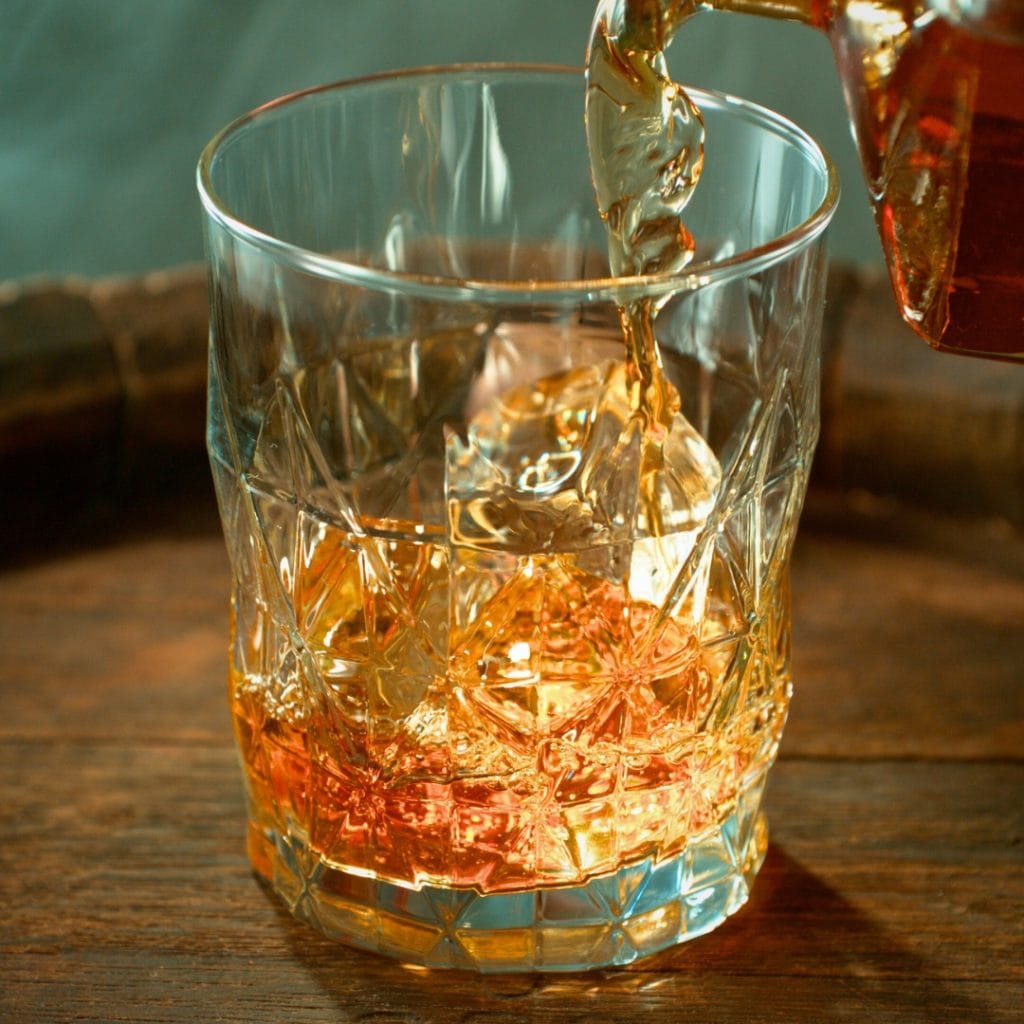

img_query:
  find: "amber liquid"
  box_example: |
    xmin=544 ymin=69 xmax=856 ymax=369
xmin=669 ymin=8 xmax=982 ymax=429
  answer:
xmin=231 ymin=507 xmax=774 ymax=893
xmin=228 ymin=318 xmax=790 ymax=895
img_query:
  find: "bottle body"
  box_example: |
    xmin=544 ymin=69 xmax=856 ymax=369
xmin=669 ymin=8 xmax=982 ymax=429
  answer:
xmin=712 ymin=0 xmax=1024 ymax=359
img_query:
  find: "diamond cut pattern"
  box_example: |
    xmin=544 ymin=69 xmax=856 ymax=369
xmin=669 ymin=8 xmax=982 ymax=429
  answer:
xmin=209 ymin=222 xmax=823 ymax=970
xmin=246 ymin=772 xmax=769 ymax=970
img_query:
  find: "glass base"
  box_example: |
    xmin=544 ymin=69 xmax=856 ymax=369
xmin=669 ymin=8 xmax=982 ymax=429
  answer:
xmin=248 ymin=774 xmax=770 ymax=973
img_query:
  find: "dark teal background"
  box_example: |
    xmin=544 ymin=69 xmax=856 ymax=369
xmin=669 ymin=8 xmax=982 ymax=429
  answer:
xmin=2 ymin=1 xmax=881 ymax=281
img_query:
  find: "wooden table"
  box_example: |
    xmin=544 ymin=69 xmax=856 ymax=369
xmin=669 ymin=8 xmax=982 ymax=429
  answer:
xmin=2 ymin=483 xmax=1021 ymax=1023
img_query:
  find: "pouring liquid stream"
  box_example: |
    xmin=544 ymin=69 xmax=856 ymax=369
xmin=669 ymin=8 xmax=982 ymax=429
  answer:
xmin=585 ymin=0 xmax=712 ymax=538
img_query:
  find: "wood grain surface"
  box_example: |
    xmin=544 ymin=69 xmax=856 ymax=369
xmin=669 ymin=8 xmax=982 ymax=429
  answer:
xmin=2 ymin=488 xmax=1022 ymax=1023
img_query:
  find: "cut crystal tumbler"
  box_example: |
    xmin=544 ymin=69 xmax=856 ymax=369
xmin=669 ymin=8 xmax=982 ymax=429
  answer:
xmin=198 ymin=65 xmax=838 ymax=972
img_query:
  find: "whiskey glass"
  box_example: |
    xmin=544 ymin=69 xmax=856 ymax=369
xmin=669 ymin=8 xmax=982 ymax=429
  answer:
xmin=198 ymin=65 xmax=838 ymax=972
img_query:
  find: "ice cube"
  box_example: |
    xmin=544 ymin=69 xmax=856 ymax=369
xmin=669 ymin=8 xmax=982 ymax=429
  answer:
xmin=463 ymin=321 xmax=619 ymax=420
xmin=446 ymin=358 xmax=642 ymax=554
xmin=446 ymin=344 xmax=721 ymax=614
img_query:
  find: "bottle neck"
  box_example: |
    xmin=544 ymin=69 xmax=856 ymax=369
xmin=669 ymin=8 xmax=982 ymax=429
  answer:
xmin=705 ymin=0 xmax=832 ymax=30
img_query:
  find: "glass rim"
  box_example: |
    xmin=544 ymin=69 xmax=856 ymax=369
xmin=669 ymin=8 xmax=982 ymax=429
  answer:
xmin=197 ymin=62 xmax=841 ymax=304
